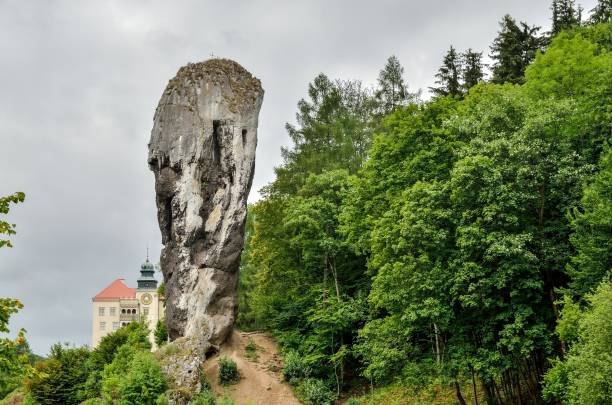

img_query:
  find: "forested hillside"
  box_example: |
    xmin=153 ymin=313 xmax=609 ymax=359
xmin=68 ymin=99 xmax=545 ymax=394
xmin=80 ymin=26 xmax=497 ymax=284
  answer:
xmin=237 ymin=2 xmax=612 ymax=403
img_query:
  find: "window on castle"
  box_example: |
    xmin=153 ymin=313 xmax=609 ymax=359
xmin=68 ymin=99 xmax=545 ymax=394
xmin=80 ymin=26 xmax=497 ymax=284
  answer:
xmin=98 ymin=307 xmax=105 ymax=316
xmin=110 ymin=307 xmax=116 ymax=316
xmin=99 ymin=322 xmax=106 ymax=331
xmin=121 ymin=308 xmax=126 ymax=314
xmin=132 ymin=309 xmax=137 ymax=314
xmin=143 ymin=308 xmax=149 ymax=316
xmin=112 ymin=322 xmax=119 ymax=331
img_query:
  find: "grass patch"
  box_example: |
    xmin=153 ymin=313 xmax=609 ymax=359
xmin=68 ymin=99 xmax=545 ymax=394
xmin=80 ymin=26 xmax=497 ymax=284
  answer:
xmin=354 ymin=380 xmax=485 ymax=405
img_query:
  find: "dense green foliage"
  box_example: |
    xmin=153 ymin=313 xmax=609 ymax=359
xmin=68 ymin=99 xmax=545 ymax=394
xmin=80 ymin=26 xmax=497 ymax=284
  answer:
xmin=26 ymin=344 xmax=90 ymax=405
xmin=543 ymin=282 xmax=612 ymax=404
xmin=116 ymin=351 xmax=167 ymax=404
xmin=567 ymin=149 xmax=612 ymax=297
xmin=238 ymin=12 xmax=612 ymax=404
xmin=22 ymin=322 xmax=153 ymax=404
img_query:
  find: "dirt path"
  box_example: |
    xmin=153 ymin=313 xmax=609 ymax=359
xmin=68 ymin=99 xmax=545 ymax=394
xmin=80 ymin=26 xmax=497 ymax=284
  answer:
xmin=202 ymin=330 xmax=301 ymax=405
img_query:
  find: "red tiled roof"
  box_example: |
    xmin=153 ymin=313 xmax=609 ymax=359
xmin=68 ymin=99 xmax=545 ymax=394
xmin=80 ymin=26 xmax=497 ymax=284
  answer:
xmin=93 ymin=279 xmax=136 ymax=300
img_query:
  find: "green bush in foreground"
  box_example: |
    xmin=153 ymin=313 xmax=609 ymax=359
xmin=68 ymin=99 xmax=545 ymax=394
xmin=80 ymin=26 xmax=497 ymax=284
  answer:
xmin=543 ymin=281 xmax=612 ymax=404
xmin=191 ymin=389 xmax=216 ymax=405
xmin=282 ymin=350 xmax=310 ymax=383
xmin=118 ymin=351 xmax=167 ymax=404
xmin=299 ymin=378 xmax=335 ymax=405
xmin=217 ymin=357 xmax=239 ymax=385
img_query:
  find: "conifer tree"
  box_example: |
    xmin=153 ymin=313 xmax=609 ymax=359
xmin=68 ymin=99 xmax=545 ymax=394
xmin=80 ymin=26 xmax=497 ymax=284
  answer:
xmin=430 ymin=45 xmax=462 ymax=97
xmin=587 ymin=0 xmax=611 ymax=24
xmin=490 ymin=15 xmax=543 ymax=84
xmin=461 ymin=49 xmax=484 ymax=92
xmin=551 ymin=0 xmax=582 ymax=35
xmin=375 ymin=55 xmax=410 ymax=114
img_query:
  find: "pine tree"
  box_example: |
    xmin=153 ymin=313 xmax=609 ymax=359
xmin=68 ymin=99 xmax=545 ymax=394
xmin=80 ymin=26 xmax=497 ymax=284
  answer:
xmin=551 ymin=0 xmax=581 ymax=35
xmin=588 ymin=0 xmax=611 ymax=24
xmin=461 ymin=49 xmax=484 ymax=92
xmin=154 ymin=320 xmax=168 ymax=347
xmin=430 ymin=45 xmax=462 ymax=97
xmin=490 ymin=15 xmax=543 ymax=84
xmin=375 ymin=55 xmax=410 ymax=114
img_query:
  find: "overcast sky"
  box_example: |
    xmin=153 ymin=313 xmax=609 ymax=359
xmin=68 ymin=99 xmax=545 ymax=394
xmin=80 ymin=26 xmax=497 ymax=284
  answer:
xmin=0 ymin=0 xmax=598 ymax=355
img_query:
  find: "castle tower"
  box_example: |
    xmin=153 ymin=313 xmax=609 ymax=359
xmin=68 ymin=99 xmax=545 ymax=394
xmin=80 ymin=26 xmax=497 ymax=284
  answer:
xmin=135 ymin=256 xmax=165 ymax=348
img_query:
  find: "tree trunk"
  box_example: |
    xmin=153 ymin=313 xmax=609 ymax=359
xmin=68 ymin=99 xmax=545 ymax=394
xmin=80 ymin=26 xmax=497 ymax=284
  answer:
xmin=471 ymin=369 xmax=479 ymax=405
xmin=455 ymin=381 xmax=467 ymax=405
xmin=433 ymin=322 xmax=441 ymax=365
xmin=329 ymin=255 xmax=341 ymax=301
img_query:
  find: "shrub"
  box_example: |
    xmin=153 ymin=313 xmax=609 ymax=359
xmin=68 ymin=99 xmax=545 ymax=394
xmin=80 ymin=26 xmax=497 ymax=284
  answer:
xmin=80 ymin=399 xmax=103 ymax=405
xmin=118 ymin=351 xmax=167 ymax=404
xmin=244 ymin=339 xmax=258 ymax=361
xmin=191 ymin=388 xmax=216 ymax=405
xmin=25 ymin=344 xmax=90 ymax=405
xmin=22 ymin=394 xmax=38 ymax=405
xmin=347 ymin=398 xmax=360 ymax=405
xmin=155 ymin=393 xmax=169 ymax=405
xmin=218 ymin=357 xmax=239 ymax=385
xmin=300 ymin=378 xmax=335 ymax=405
xmin=282 ymin=350 xmax=310 ymax=383
xmin=217 ymin=396 xmax=234 ymax=405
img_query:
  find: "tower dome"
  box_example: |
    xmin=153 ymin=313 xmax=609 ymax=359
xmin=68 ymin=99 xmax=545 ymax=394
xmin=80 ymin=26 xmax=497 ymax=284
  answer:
xmin=137 ymin=257 xmax=158 ymax=290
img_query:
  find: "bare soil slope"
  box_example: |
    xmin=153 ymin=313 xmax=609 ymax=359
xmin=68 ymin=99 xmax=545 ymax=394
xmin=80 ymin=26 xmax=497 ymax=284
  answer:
xmin=203 ymin=330 xmax=300 ymax=405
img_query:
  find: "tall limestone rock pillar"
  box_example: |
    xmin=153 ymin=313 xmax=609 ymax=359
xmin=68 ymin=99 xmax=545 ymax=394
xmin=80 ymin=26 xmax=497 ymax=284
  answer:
xmin=148 ymin=59 xmax=263 ymax=350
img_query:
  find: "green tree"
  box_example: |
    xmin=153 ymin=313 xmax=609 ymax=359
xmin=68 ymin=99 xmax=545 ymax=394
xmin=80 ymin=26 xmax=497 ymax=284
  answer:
xmin=461 ymin=49 xmax=484 ymax=92
xmin=543 ymin=281 xmax=612 ymax=404
xmin=154 ymin=320 xmax=168 ymax=347
xmin=587 ymin=0 xmax=611 ymax=24
xmin=26 ymin=344 xmax=90 ymax=405
xmin=0 ymin=299 xmax=33 ymax=399
xmin=430 ymin=46 xmax=462 ymax=97
xmin=83 ymin=321 xmax=151 ymax=399
xmin=551 ymin=0 xmax=582 ymax=35
xmin=0 ymin=192 xmax=31 ymax=399
xmin=273 ymin=74 xmax=376 ymax=195
xmin=567 ymin=149 xmax=612 ymax=297
xmin=375 ymin=55 xmax=411 ymax=114
xmin=118 ymin=351 xmax=167 ymax=405
xmin=490 ymin=15 xmax=543 ymax=84
xmin=340 ymin=97 xmax=459 ymax=256
xmin=0 ymin=192 xmax=25 ymax=248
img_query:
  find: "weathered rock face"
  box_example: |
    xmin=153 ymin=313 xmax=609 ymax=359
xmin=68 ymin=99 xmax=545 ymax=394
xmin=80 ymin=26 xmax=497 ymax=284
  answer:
xmin=148 ymin=59 xmax=263 ymax=349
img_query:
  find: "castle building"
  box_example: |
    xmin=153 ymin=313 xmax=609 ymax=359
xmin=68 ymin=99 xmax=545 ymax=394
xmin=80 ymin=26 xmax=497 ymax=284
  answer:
xmin=91 ymin=258 xmax=165 ymax=348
